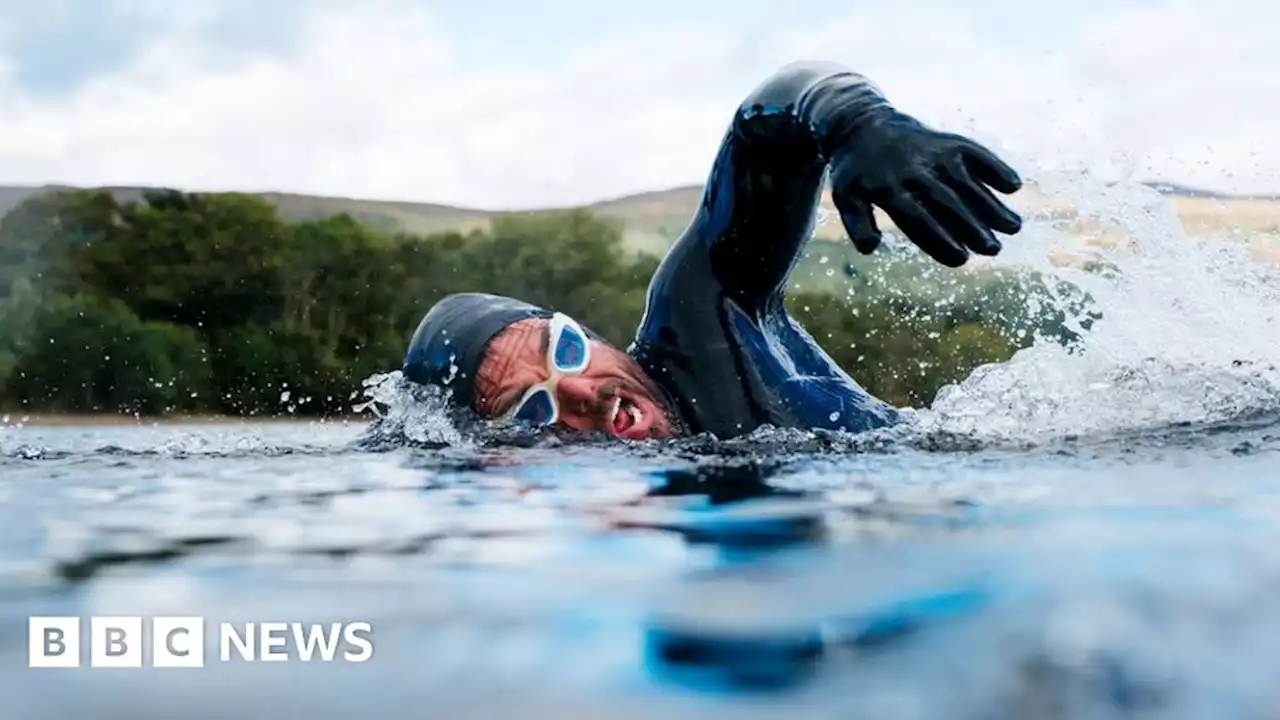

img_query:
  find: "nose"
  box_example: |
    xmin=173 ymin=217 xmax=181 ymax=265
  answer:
xmin=555 ymin=376 xmax=603 ymax=419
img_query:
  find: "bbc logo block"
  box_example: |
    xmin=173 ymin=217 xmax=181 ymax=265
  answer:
xmin=28 ymin=617 xmax=79 ymax=668
xmin=90 ymin=616 xmax=142 ymax=667
xmin=28 ymin=616 xmax=372 ymax=667
xmin=153 ymin=616 xmax=204 ymax=667
xmin=29 ymin=616 xmax=204 ymax=668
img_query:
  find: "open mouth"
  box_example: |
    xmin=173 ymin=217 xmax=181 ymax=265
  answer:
xmin=608 ymin=395 xmax=643 ymax=437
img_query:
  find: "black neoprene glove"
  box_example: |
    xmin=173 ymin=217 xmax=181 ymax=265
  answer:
xmin=826 ymin=108 xmax=1024 ymax=267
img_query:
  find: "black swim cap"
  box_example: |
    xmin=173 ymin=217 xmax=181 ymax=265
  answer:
xmin=402 ymin=293 xmax=553 ymax=409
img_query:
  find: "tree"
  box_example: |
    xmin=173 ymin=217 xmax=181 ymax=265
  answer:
xmin=0 ymin=189 xmax=119 ymax=298
xmin=3 ymin=294 xmax=212 ymax=414
xmin=71 ymin=190 xmax=292 ymax=331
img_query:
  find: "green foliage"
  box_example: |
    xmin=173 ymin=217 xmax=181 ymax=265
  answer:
xmin=206 ymin=323 xmax=348 ymax=416
xmin=2 ymin=293 xmax=212 ymax=414
xmin=69 ymin=190 xmax=291 ymax=330
xmin=0 ymin=277 xmax=41 ymax=388
xmin=789 ymin=292 xmax=1024 ymax=408
xmin=0 ymin=188 xmax=1087 ymax=418
xmin=0 ymin=189 xmax=118 ymax=297
xmin=448 ymin=210 xmax=656 ymax=347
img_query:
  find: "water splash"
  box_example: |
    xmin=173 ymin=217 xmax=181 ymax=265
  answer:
xmin=353 ymin=370 xmax=472 ymax=449
xmin=921 ymin=172 xmax=1280 ymax=445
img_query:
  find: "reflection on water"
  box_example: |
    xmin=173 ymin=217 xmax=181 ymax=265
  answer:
xmin=625 ymin=462 xmax=826 ymax=549
xmin=4 ymin=416 xmax=1280 ymax=719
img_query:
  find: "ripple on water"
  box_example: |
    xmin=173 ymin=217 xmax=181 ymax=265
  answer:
xmin=1 ymin=412 xmax=1278 ymax=715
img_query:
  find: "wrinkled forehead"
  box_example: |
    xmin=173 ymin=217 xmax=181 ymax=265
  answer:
xmin=473 ymin=318 xmax=550 ymax=408
xmin=493 ymin=317 xmax=551 ymax=362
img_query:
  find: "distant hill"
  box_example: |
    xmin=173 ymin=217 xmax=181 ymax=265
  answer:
xmin=0 ymin=182 xmax=704 ymax=256
xmin=2 ymin=180 xmax=1277 ymax=259
xmin=0 ymin=186 xmax=43 ymax=218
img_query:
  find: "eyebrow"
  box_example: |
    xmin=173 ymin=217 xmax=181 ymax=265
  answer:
xmin=495 ymin=386 xmax=527 ymax=417
xmin=539 ymin=323 xmax=550 ymax=362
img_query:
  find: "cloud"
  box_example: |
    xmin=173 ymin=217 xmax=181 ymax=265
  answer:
xmin=0 ymin=0 xmax=311 ymax=95
xmin=783 ymin=0 xmax=1280 ymax=195
xmin=0 ymin=0 xmax=756 ymax=207
xmin=0 ymin=0 xmax=1275 ymax=208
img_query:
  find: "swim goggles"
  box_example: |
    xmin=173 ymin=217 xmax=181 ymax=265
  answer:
xmin=502 ymin=312 xmax=591 ymax=426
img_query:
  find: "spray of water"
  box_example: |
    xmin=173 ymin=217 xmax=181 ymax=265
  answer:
xmin=354 ymin=371 xmax=472 ymax=449
xmin=920 ymin=171 xmax=1280 ymax=445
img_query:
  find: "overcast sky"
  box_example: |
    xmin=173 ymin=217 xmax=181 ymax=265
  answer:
xmin=0 ymin=0 xmax=1274 ymax=209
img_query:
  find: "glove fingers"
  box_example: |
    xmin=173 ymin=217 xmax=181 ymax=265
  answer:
xmin=833 ymin=191 xmax=882 ymax=255
xmin=920 ymin=177 xmax=1002 ymax=256
xmin=959 ymin=139 xmax=1022 ymax=195
xmin=884 ymin=193 xmax=969 ymax=268
xmin=944 ymin=158 xmax=1023 ymax=235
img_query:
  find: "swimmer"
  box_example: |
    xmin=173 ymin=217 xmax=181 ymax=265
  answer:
xmin=403 ymin=61 xmax=1023 ymax=440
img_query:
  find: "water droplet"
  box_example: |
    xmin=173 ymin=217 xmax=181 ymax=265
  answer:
xmin=829 ymin=411 xmax=841 ymax=422
xmin=442 ymin=353 xmax=460 ymax=385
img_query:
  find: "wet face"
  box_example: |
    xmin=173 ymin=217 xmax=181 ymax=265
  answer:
xmin=473 ymin=318 xmax=676 ymax=440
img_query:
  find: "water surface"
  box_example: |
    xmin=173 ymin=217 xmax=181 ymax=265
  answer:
xmin=3 ymin=412 xmax=1280 ymax=719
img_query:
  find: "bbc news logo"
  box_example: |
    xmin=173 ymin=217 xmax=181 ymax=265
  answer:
xmin=29 ymin=617 xmax=374 ymax=668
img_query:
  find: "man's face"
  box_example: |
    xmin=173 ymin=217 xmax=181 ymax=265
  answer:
xmin=473 ymin=318 xmax=676 ymax=440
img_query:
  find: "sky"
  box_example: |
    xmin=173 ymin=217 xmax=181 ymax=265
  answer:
xmin=0 ymin=0 xmax=1275 ymax=209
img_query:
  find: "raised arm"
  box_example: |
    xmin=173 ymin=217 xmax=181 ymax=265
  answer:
xmin=657 ymin=60 xmax=1024 ymax=313
xmin=628 ymin=62 xmax=1023 ymax=436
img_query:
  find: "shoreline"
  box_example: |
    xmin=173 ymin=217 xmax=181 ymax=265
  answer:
xmin=0 ymin=412 xmax=373 ymax=428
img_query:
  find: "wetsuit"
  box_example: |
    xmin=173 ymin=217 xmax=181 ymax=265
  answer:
xmin=626 ymin=63 xmax=902 ymax=438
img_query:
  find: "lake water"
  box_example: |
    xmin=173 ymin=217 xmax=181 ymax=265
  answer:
xmin=4 ymin=179 xmax=1280 ymax=718
xmin=3 ymin=413 xmax=1280 ymax=719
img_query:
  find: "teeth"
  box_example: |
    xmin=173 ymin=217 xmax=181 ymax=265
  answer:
xmin=627 ymin=405 xmax=641 ymax=425
xmin=609 ymin=396 xmax=622 ymax=425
